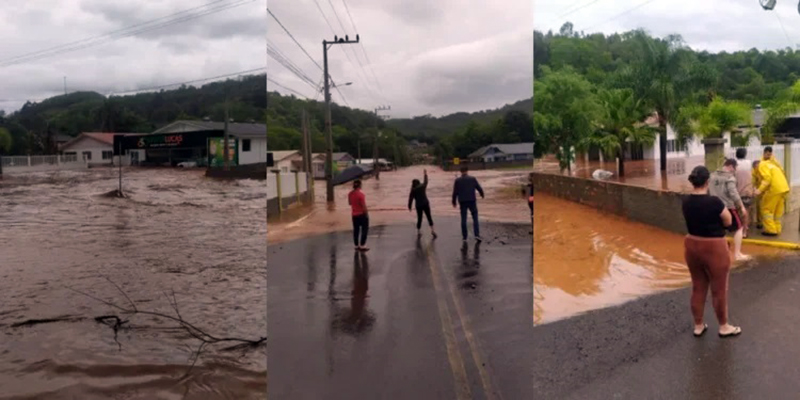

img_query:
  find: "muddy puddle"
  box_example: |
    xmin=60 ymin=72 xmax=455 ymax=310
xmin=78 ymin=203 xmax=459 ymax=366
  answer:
xmin=267 ymin=165 xmax=533 ymax=244
xmin=534 ymin=193 xmax=786 ymax=325
xmin=0 ymin=168 xmax=266 ymax=399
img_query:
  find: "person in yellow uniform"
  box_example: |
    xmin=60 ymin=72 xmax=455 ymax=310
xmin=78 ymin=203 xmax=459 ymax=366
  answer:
xmin=753 ymin=158 xmax=790 ymax=236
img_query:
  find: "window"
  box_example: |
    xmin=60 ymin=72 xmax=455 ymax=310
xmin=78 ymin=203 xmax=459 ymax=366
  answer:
xmin=102 ymin=151 xmax=113 ymax=160
xmin=242 ymin=139 xmax=252 ymax=152
xmin=82 ymin=151 xmax=92 ymax=160
xmin=665 ymin=139 xmax=688 ymax=153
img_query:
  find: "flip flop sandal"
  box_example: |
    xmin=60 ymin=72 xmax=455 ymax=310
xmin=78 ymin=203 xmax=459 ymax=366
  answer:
xmin=719 ymin=326 xmax=742 ymax=338
xmin=693 ymin=324 xmax=708 ymax=337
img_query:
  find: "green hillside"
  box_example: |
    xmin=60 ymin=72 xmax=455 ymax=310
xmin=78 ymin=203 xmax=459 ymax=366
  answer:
xmin=0 ymin=74 xmax=266 ymax=155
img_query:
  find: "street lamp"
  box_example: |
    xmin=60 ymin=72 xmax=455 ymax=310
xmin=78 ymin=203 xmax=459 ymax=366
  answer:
xmin=319 ymin=82 xmax=352 ymax=93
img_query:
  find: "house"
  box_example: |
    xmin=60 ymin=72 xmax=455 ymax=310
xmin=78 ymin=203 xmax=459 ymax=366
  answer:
xmin=638 ymin=107 xmax=767 ymax=161
xmin=148 ymin=119 xmax=266 ymax=166
xmin=60 ymin=133 xmax=117 ymax=165
xmin=468 ymin=143 xmax=535 ymax=163
xmin=308 ymin=152 xmax=355 ymax=179
xmin=270 ymin=150 xmax=300 ymax=173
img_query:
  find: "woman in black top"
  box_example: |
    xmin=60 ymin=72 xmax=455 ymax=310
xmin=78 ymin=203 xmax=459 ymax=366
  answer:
xmin=408 ymin=169 xmax=437 ymax=238
xmin=682 ymin=166 xmax=741 ymax=338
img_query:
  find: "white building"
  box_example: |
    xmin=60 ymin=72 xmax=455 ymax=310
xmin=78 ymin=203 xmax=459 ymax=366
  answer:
xmin=152 ymin=120 xmax=267 ymax=165
xmin=60 ymin=133 xmax=116 ymax=165
xmin=271 ymin=150 xmax=300 ymax=173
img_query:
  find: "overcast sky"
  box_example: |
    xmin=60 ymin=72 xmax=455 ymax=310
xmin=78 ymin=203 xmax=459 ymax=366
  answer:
xmin=267 ymin=0 xmax=532 ymax=119
xmin=535 ymin=0 xmax=800 ymax=53
xmin=0 ymin=0 xmax=265 ymax=114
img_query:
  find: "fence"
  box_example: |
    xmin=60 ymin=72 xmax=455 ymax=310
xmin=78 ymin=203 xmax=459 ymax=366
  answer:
xmin=1 ymin=154 xmax=87 ymax=173
xmin=267 ymin=171 xmax=312 ymax=215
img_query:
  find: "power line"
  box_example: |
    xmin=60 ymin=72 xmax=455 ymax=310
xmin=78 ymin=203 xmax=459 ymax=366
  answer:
xmin=111 ymin=67 xmax=266 ymax=95
xmin=584 ymin=0 xmax=660 ymax=32
xmin=557 ymin=0 xmax=605 ymax=20
xmin=0 ymin=0 xmax=257 ymax=68
xmin=774 ymin=11 xmax=795 ymax=49
xmin=268 ymin=8 xmax=323 ymax=71
xmin=0 ymin=67 xmax=266 ymax=104
xmin=267 ymin=76 xmax=310 ymax=99
xmin=339 ymin=0 xmax=385 ymax=99
xmin=268 ymin=40 xmax=319 ymax=90
xmin=313 ymin=0 xmax=379 ymax=103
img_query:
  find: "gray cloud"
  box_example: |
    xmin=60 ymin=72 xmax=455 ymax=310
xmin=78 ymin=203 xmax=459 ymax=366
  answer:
xmin=0 ymin=0 xmax=265 ymax=113
xmin=535 ymin=0 xmax=800 ymax=53
xmin=268 ymin=0 xmax=532 ymax=118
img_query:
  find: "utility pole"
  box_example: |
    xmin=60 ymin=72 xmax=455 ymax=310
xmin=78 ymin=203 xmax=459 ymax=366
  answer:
xmin=323 ymin=34 xmax=360 ymax=203
xmin=224 ymin=96 xmax=230 ymax=171
xmin=373 ymin=105 xmax=390 ymax=180
xmin=63 ymin=76 xmax=67 ymax=96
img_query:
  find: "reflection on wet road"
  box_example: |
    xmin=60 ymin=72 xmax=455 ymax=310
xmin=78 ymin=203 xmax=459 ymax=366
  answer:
xmin=268 ymin=218 xmax=532 ymax=399
xmin=0 ymin=169 xmax=266 ymax=399
xmin=534 ymin=193 xmax=785 ymax=325
xmin=267 ymin=165 xmax=532 ymax=243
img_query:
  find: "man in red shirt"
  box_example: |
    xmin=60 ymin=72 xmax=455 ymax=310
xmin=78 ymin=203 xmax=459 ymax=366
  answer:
xmin=348 ymin=179 xmax=369 ymax=251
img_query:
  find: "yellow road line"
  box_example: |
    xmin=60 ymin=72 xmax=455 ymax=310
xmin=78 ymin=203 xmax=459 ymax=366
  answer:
xmin=733 ymin=237 xmax=800 ymax=250
xmin=425 ymin=244 xmax=473 ymax=400
xmin=427 ymin=245 xmax=499 ymax=400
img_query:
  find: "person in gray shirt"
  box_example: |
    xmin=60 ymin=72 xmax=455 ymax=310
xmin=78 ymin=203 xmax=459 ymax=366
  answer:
xmin=452 ymin=166 xmax=485 ymax=242
xmin=709 ymin=158 xmax=750 ymax=261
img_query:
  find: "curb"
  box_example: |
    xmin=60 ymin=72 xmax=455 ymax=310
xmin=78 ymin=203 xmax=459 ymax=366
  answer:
xmin=734 ymin=237 xmax=800 ymax=250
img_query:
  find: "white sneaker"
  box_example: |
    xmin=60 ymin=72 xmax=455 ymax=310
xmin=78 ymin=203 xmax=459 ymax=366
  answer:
xmin=736 ymin=254 xmax=753 ymax=262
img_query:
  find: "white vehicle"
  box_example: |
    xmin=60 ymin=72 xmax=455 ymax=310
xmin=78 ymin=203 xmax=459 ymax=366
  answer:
xmin=177 ymin=161 xmax=198 ymax=168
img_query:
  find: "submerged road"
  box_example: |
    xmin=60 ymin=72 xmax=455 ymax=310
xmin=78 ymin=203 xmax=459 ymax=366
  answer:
xmin=534 ymin=254 xmax=800 ymax=399
xmin=267 ymin=217 xmax=533 ymax=399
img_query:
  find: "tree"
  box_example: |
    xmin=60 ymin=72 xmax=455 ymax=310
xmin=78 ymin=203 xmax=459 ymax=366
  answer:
xmin=0 ymin=127 xmax=12 ymax=153
xmin=630 ymin=31 xmax=695 ymax=172
xmin=534 ymin=67 xmax=602 ymax=173
xmin=580 ymin=88 xmax=655 ymax=176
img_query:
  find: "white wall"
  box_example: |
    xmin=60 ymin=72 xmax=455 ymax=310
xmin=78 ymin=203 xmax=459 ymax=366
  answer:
xmin=644 ymin=124 xmax=716 ymax=160
xmin=62 ymin=137 xmax=114 ymax=164
xmin=239 ymin=137 xmax=267 ymax=165
xmin=275 ymin=159 xmax=294 ymax=173
xmin=267 ymin=171 xmax=308 ymax=200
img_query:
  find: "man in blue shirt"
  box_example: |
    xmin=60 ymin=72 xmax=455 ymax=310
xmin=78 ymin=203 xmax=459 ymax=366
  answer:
xmin=452 ymin=166 xmax=485 ymax=242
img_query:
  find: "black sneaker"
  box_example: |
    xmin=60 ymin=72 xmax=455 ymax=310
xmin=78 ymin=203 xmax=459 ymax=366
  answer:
xmin=476 ymin=236 xmax=483 ymax=242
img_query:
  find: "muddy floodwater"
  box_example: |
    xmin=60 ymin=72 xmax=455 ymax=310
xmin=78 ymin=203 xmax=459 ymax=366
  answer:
xmin=534 ymin=193 xmax=786 ymax=325
xmin=0 ymin=169 xmax=266 ymax=399
xmin=268 ymin=165 xmax=533 ymax=243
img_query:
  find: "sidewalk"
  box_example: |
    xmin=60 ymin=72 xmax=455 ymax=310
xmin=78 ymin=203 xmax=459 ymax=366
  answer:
xmin=534 ymin=254 xmax=800 ymax=399
xmin=748 ymin=208 xmax=800 ymax=244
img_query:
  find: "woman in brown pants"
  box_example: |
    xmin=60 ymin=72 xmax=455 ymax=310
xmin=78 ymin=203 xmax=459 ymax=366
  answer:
xmin=682 ymin=166 xmax=742 ymax=338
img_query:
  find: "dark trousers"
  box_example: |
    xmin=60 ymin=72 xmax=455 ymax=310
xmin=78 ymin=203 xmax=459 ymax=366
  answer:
xmin=459 ymin=201 xmax=480 ymax=240
xmin=416 ymin=204 xmax=434 ymax=229
xmin=528 ymin=201 xmax=533 ymax=216
xmin=352 ymin=214 xmax=369 ymax=246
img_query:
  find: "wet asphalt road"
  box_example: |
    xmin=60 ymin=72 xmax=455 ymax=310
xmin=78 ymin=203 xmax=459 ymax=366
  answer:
xmin=534 ymin=254 xmax=800 ymax=399
xmin=267 ymin=217 xmax=533 ymax=399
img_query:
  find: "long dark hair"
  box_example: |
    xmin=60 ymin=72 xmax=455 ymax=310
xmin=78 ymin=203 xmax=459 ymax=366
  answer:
xmin=411 ymin=179 xmax=420 ymax=190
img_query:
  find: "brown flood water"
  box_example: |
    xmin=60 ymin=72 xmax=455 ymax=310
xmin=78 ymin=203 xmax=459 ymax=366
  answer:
xmin=534 ymin=193 xmax=786 ymax=325
xmin=267 ymin=165 xmax=534 ymax=244
xmin=0 ymin=169 xmax=266 ymax=399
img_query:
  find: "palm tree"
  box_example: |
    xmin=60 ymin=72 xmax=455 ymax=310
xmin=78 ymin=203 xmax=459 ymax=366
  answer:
xmin=675 ymin=98 xmax=752 ymax=169
xmin=630 ymin=32 xmax=698 ymax=172
xmin=579 ymin=88 xmax=656 ymax=177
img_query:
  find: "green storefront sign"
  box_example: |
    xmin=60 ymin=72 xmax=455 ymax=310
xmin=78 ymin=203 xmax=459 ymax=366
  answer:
xmin=208 ymin=137 xmax=238 ymax=167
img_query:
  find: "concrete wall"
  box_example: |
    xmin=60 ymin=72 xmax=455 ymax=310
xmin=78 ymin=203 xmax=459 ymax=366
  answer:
xmin=1 ymin=155 xmax=88 ymax=174
xmin=267 ymin=171 xmax=313 ymax=216
xmin=532 ymin=172 xmax=688 ymax=234
xmin=206 ymin=162 xmax=268 ymax=180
